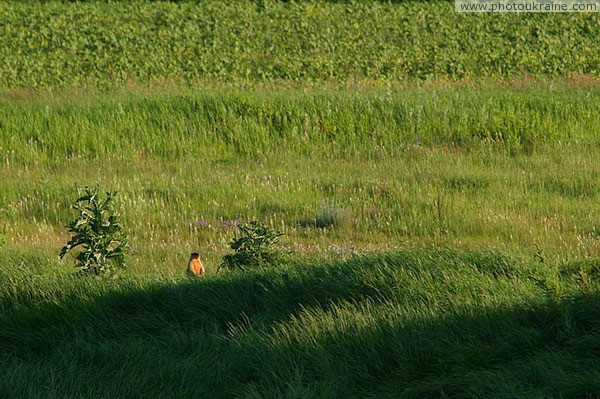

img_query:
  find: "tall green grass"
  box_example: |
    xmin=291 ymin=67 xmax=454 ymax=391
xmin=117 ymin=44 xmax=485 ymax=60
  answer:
xmin=2 ymin=85 xmax=600 ymax=274
xmin=3 ymin=85 xmax=600 ymax=162
xmin=1 ymin=250 xmax=599 ymax=397
xmin=3 ymin=1 xmax=600 ymax=396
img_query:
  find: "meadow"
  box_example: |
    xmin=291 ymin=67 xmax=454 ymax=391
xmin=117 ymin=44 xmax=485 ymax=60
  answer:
xmin=2 ymin=0 xmax=600 ymax=397
xmin=2 ymin=249 xmax=600 ymax=397
xmin=3 ymin=85 xmax=600 ymax=272
xmin=3 ymin=82 xmax=600 ymax=397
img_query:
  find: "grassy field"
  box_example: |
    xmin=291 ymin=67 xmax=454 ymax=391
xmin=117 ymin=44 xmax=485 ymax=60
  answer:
xmin=2 ymin=0 xmax=600 ymax=397
xmin=2 ymin=250 xmax=600 ymax=397
xmin=3 ymin=83 xmax=600 ymax=397
xmin=3 ymin=84 xmax=600 ymax=273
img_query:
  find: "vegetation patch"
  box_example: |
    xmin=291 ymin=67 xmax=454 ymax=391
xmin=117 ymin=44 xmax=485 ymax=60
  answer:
xmin=1 ymin=1 xmax=600 ymax=396
xmin=59 ymin=186 xmax=128 ymax=276
xmin=1 ymin=250 xmax=599 ymax=397
xmin=0 ymin=2 xmax=599 ymax=89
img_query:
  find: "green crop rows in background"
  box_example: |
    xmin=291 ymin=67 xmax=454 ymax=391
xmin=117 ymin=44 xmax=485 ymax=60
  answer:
xmin=0 ymin=1 xmax=599 ymax=89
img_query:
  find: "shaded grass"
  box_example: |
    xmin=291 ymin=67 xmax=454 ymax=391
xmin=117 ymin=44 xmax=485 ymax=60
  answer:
xmin=1 ymin=250 xmax=599 ymax=397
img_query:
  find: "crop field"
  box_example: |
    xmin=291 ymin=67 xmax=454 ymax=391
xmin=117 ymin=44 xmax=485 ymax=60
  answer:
xmin=1 ymin=1 xmax=599 ymax=87
xmin=2 ymin=1 xmax=600 ymax=398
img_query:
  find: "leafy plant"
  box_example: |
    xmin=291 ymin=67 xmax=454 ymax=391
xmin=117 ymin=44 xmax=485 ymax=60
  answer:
xmin=219 ymin=220 xmax=284 ymax=271
xmin=59 ymin=186 xmax=128 ymax=275
xmin=1 ymin=2 xmax=599 ymax=89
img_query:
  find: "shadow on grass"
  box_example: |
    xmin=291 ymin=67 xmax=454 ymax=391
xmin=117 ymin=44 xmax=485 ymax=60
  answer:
xmin=1 ymin=251 xmax=599 ymax=398
xmin=242 ymin=293 xmax=600 ymax=399
xmin=0 ymin=257 xmax=391 ymax=355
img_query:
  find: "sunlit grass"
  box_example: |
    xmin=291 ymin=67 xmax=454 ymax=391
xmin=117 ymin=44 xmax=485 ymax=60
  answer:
xmin=2 ymin=85 xmax=600 ymax=276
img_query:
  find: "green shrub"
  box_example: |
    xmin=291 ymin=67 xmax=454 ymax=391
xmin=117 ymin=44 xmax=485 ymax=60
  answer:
xmin=219 ymin=221 xmax=284 ymax=271
xmin=59 ymin=186 xmax=128 ymax=275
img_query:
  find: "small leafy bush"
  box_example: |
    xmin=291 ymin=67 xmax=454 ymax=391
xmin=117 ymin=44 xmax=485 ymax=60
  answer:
xmin=219 ymin=220 xmax=284 ymax=271
xmin=59 ymin=186 xmax=128 ymax=275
